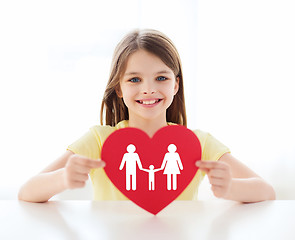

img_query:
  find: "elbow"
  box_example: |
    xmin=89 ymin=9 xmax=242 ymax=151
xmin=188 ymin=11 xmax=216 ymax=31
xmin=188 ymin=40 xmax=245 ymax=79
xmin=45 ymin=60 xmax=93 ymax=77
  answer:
xmin=261 ymin=180 xmax=276 ymax=201
xmin=268 ymin=185 xmax=276 ymax=200
xmin=256 ymin=178 xmax=276 ymax=201
xmin=263 ymin=178 xmax=276 ymax=200
xmin=18 ymin=189 xmax=31 ymax=202
xmin=18 ymin=186 xmax=26 ymax=201
xmin=17 ymin=185 xmax=33 ymax=202
xmin=18 ymin=186 xmax=48 ymax=203
xmin=18 ymin=194 xmax=48 ymax=203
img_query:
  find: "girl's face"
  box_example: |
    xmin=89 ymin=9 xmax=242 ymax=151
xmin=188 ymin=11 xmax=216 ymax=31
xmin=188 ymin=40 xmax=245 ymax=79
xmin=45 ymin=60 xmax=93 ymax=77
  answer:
xmin=118 ymin=50 xmax=179 ymax=123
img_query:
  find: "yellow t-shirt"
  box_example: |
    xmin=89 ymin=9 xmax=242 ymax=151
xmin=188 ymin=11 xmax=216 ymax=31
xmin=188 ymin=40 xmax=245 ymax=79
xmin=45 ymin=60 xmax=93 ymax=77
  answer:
xmin=67 ymin=120 xmax=230 ymax=200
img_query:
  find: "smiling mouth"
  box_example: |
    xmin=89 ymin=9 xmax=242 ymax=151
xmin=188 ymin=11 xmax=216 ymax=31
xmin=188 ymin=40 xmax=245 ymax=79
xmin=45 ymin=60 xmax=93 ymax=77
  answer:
xmin=136 ymin=99 xmax=162 ymax=105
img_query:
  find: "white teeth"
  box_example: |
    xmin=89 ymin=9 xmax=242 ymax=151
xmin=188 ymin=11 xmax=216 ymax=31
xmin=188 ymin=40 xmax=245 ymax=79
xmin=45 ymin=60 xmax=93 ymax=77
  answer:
xmin=143 ymin=100 xmax=156 ymax=105
xmin=138 ymin=99 xmax=159 ymax=105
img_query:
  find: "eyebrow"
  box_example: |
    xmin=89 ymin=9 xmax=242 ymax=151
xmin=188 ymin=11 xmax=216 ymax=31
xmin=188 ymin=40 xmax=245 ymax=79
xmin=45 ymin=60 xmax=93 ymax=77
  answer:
xmin=124 ymin=70 xmax=172 ymax=76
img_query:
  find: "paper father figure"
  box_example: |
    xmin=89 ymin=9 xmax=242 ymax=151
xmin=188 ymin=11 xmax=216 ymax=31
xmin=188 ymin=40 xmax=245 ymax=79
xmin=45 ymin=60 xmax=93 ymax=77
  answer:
xmin=119 ymin=144 xmax=143 ymax=191
xmin=102 ymin=125 xmax=202 ymax=215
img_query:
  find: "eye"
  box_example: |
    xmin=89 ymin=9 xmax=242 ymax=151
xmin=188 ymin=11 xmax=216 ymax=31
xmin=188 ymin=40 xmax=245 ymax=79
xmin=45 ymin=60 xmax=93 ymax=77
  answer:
xmin=129 ymin=77 xmax=140 ymax=83
xmin=156 ymin=76 xmax=167 ymax=81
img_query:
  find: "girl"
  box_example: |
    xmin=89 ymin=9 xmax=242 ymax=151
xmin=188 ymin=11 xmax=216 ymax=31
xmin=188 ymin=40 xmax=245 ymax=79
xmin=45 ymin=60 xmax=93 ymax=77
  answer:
xmin=18 ymin=29 xmax=275 ymax=203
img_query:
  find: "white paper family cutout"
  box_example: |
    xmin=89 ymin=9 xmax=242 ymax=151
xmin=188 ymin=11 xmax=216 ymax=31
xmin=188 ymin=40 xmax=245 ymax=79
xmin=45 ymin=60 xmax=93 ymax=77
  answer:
xmin=119 ymin=144 xmax=183 ymax=191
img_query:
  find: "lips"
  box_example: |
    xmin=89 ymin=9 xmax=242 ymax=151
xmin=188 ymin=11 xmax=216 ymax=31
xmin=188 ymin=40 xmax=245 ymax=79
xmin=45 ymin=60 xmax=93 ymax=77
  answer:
xmin=136 ymin=99 xmax=162 ymax=105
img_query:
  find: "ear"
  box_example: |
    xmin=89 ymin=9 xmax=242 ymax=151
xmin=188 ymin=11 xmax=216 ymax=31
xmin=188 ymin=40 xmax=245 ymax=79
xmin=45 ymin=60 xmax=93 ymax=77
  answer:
xmin=174 ymin=77 xmax=180 ymax=95
xmin=116 ymin=86 xmax=123 ymax=98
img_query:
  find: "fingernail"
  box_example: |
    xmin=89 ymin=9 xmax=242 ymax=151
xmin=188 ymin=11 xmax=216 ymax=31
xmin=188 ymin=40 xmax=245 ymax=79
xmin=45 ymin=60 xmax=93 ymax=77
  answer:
xmin=196 ymin=161 xmax=200 ymax=166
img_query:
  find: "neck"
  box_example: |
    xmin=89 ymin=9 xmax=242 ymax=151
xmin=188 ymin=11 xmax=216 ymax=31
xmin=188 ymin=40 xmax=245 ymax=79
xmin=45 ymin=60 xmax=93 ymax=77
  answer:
xmin=128 ymin=116 xmax=167 ymax=138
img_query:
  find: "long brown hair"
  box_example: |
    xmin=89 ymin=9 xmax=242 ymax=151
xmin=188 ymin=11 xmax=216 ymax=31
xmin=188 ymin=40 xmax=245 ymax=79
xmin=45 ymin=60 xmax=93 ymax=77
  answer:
xmin=100 ymin=29 xmax=187 ymax=126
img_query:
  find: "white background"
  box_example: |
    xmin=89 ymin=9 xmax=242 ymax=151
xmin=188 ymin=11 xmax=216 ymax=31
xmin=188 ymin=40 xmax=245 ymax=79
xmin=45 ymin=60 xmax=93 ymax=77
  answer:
xmin=0 ymin=0 xmax=294 ymax=200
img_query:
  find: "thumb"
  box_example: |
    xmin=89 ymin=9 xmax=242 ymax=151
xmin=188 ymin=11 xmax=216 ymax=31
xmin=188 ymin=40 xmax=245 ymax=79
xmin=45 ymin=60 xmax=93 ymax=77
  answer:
xmin=195 ymin=161 xmax=209 ymax=174
xmin=90 ymin=159 xmax=106 ymax=168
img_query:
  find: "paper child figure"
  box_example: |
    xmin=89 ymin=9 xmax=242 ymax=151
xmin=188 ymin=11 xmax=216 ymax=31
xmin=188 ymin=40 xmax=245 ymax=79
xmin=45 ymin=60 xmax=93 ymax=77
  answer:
xmin=119 ymin=144 xmax=143 ymax=191
xmin=160 ymin=144 xmax=183 ymax=190
xmin=141 ymin=165 xmax=162 ymax=191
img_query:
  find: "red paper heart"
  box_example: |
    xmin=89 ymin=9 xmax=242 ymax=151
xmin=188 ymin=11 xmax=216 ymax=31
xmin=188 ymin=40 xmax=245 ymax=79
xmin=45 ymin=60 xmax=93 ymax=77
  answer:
xmin=101 ymin=125 xmax=202 ymax=215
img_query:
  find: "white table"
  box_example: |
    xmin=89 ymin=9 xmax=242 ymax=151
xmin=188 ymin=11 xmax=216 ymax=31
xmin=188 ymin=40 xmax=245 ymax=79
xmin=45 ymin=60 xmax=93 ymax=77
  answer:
xmin=0 ymin=200 xmax=294 ymax=240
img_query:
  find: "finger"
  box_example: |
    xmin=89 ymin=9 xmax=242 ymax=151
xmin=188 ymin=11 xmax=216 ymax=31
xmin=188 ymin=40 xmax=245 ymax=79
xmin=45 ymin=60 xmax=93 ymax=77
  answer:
xmin=94 ymin=160 xmax=106 ymax=168
xmin=196 ymin=160 xmax=217 ymax=169
xmin=73 ymin=172 xmax=89 ymax=182
xmin=208 ymin=177 xmax=226 ymax=187
xmin=71 ymin=164 xmax=92 ymax=174
xmin=208 ymin=168 xmax=227 ymax=179
xmin=77 ymin=158 xmax=106 ymax=168
xmin=66 ymin=170 xmax=89 ymax=182
xmin=70 ymin=181 xmax=86 ymax=189
xmin=211 ymin=185 xmax=226 ymax=198
xmin=198 ymin=167 xmax=210 ymax=174
xmin=196 ymin=160 xmax=227 ymax=170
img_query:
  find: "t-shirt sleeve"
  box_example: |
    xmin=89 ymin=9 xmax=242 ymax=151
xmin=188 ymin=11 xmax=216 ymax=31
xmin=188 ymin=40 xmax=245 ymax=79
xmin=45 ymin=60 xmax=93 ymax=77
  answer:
xmin=67 ymin=128 xmax=101 ymax=160
xmin=194 ymin=130 xmax=231 ymax=162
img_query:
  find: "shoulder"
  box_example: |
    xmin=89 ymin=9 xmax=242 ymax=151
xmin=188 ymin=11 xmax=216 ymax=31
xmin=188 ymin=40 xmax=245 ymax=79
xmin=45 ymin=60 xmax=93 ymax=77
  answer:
xmin=91 ymin=120 xmax=128 ymax=131
xmin=67 ymin=120 xmax=129 ymax=159
xmin=190 ymin=129 xmax=212 ymax=151
xmin=190 ymin=128 xmax=230 ymax=161
xmin=190 ymin=128 xmax=221 ymax=147
xmin=191 ymin=129 xmax=210 ymax=143
xmin=90 ymin=120 xmax=129 ymax=143
xmin=90 ymin=124 xmax=116 ymax=135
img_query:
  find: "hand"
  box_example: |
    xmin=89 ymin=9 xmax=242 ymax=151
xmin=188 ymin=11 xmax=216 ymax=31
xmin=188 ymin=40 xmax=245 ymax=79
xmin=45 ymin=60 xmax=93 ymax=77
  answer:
xmin=140 ymin=168 xmax=148 ymax=172
xmin=196 ymin=160 xmax=232 ymax=199
xmin=62 ymin=154 xmax=105 ymax=189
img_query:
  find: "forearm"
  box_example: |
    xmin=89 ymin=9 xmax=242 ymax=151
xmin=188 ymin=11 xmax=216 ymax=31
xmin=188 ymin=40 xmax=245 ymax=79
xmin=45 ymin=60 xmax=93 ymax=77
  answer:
xmin=18 ymin=169 xmax=66 ymax=203
xmin=224 ymin=177 xmax=276 ymax=203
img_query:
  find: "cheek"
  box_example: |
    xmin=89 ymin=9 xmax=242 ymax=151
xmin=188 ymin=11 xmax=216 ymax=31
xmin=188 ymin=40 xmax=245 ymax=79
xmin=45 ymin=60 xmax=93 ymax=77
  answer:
xmin=121 ymin=86 xmax=136 ymax=102
xmin=161 ymin=87 xmax=176 ymax=107
xmin=163 ymin=83 xmax=177 ymax=97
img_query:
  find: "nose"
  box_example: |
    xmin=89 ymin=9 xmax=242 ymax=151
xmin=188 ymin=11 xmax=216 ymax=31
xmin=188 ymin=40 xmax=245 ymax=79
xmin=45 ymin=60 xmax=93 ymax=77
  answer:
xmin=143 ymin=90 xmax=155 ymax=94
xmin=142 ymin=81 xmax=156 ymax=94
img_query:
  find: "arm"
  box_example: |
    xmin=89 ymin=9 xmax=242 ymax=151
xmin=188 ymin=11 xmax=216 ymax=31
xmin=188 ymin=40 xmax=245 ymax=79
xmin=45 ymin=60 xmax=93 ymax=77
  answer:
xmin=196 ymin=153 xmax=276 ymax=202
xmin=136 ymin=153 xmax=143 ymax=170
xmin=141 ymin=168 xmax=149 ymax=173
xmin=119 ymin=154 xmax=126 ymax=170
xmin=160 ymin=155 xmax=167 ymax=170
xmin=176 ymin=153 xmax=183 ymax=170
xmin=18 ymin=150 xmax=105 ymax=203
